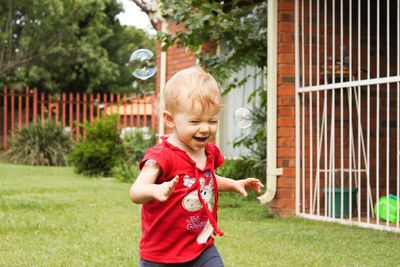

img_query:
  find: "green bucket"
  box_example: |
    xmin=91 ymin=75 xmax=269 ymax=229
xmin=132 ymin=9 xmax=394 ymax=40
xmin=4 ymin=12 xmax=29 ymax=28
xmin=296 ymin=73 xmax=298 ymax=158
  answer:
xmin=324 ymin=187 xmax=358 ymax=218
xmin=374 ymin=195 xmax=400 ymax=223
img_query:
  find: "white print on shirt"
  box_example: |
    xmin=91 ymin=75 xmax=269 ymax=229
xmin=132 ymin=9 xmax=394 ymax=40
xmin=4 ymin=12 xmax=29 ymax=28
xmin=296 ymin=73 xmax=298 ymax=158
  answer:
xmin=182 ymin=177 xmax=215 ymax=244
xmin=183 ymin=175 xmax=196 ymax=188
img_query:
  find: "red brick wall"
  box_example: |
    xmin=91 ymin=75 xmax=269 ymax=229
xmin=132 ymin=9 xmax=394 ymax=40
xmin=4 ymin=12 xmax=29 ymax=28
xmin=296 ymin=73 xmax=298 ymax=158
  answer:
xmin=268 ymin=0 xmax=297 ymax=216
xmin=156 ymin=23 xmax=196 ymax=98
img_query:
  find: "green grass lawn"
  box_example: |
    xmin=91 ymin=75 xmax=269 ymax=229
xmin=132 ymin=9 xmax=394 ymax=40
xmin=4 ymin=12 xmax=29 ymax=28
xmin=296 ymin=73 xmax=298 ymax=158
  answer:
xmin=1 ymin=162 xmax=400 ymax=266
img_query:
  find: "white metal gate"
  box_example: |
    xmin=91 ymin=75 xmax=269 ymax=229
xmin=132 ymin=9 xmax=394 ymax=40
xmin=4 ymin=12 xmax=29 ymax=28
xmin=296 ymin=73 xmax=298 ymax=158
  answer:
xmin=295 ymin=0 xmax=400 ymax=232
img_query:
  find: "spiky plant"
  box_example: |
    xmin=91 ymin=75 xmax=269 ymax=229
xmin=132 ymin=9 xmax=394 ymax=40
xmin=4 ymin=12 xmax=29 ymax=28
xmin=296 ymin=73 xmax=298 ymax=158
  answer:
xmin=6 ymin=120 xmax=72 ymax=166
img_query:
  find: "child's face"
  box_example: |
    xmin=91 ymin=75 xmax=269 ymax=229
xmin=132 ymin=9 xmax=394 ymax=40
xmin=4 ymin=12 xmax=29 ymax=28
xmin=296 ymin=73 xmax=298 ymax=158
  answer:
xmin=171 ymin=100 xmax=219 ymax=153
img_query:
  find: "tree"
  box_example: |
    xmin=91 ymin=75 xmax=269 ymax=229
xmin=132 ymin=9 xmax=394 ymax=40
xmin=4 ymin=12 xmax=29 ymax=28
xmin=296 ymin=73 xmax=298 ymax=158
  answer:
xmin=0 ymin=0 xmax=155 ymax=93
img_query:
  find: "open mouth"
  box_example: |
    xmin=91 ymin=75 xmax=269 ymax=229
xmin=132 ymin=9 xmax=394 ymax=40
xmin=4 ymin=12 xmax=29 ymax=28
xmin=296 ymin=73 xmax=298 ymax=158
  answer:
xmin=193 ymin=136 xmax=208 ymax=143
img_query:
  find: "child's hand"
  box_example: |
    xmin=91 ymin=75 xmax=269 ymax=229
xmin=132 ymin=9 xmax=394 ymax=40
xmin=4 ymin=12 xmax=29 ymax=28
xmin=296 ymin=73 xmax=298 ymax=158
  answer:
xmin=153 ymin=175 xmax=179 ymax=202
xmin=236 ymin=178 xmax=264 ymax=197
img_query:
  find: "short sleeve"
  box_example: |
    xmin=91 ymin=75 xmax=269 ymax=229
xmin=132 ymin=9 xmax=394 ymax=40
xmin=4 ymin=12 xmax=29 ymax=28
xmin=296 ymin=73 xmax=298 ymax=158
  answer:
xmin=139 ymin=146 xmax=170 ymax=182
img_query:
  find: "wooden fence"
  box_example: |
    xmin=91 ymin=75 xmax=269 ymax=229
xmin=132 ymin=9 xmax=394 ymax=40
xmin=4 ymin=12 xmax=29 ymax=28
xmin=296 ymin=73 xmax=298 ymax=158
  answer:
xmin=1 ymin=86 xmax=158 ymax=150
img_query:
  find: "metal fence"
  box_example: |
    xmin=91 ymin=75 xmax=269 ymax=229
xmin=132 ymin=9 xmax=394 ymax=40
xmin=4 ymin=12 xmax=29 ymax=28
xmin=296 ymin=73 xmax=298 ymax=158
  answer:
xmin=295 ymin=0 xmax=400 ymax=232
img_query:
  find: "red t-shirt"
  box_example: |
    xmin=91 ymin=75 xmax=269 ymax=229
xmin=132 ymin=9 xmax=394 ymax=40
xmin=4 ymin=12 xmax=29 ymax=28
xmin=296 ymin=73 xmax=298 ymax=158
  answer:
xmin=138 ymin=137 xmax=224 ymax=263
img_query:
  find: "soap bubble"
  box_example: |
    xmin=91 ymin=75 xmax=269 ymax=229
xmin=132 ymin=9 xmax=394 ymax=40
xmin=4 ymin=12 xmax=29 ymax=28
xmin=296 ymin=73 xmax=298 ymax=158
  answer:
xmin=129 ymin=49 xmax=156 ymax=80
xmin=141 ymin=127 xmax=152 ymax=141
xmin=234 ymin=108 xmax=252 ymax=129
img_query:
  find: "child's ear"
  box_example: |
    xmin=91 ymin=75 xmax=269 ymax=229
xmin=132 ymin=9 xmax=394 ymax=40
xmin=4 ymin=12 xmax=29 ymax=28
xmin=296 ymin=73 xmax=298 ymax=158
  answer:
xmin=163 ymin=111 xmax=175 ymax=128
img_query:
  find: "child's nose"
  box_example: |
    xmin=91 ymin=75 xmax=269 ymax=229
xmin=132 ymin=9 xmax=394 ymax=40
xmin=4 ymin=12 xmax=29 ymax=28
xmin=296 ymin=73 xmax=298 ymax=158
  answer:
xmin=199 ymin=123 xmax=210 ymax=133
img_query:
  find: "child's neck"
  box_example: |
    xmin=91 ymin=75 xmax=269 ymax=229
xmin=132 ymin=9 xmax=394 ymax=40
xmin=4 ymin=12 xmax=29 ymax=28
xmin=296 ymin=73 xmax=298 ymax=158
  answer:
xmin=167 ymin=135 xmax=207 ymax=170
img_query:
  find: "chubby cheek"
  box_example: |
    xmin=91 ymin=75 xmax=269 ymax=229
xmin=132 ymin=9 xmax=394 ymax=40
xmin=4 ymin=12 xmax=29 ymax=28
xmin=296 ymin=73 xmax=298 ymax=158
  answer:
xmin=209 ymin=125 xmax=218 ymax=136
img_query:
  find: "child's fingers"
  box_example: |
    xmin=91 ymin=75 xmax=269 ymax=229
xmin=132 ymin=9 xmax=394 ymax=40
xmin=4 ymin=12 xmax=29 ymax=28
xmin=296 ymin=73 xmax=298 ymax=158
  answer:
xmin=168 ymin=175 xmax=179 ymax=191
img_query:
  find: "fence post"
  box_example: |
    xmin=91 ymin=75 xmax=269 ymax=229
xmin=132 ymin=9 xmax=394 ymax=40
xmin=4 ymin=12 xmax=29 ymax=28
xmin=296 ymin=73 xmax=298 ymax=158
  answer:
xmin=11 ymin=88 xmax=15 ymax=133
xmin=75 ymin=92 xmax=80 ymax=143
xmin=48 ymin=93 xmax=52 ymax=121
xmin=40 ymin=91 xmax=45 ymax=121
xmin=69 ymin=92 xmax=73 ymax=139
xmin=33 ymin=88 xmax=37 ymax=123
xmin=3 ymin=86 xmax=8 ymax=150
xmin=62 ymin=92 xmax=66 ymax=127
xmin=83 ymin=93 xmax=87 ymax=140
xmin=25 ymin=87 xmax=29 ymax=126
xmin=116 ymin=93 xmax=120 ymax=130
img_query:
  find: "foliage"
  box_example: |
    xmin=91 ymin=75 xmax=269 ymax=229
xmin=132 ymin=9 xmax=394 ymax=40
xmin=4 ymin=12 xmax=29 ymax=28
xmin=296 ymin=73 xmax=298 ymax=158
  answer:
xmin=112 ymin=127 xmax=156 ymax=183
xmin=69 ymin=115 xmax=124 ymax=176
xmin=0 ymin=0 xmax=155 ymax=93
xmin=216 ymin=158 xmax=266 ymax=183
xmin=158 ymin=0 xmax=267 ymax=84
xmin=112 ymin=162 xmax=141 ymax=183
xmin=6 ymin=120 xmax=72 ymax=166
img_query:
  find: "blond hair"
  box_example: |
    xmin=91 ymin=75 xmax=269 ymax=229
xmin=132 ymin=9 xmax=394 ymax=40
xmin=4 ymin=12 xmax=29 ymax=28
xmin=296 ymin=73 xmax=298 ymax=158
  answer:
xmin=163 ymin=66 xmax=221 ymax=114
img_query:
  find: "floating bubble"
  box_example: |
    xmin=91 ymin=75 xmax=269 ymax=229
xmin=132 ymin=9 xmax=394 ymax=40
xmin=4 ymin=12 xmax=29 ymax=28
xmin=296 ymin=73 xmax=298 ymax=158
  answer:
xmin=141 ymin=127 xmax=152 ymax=141
xmin=234 ymin=108 xmax=252 ymax=129
xmin=129 ymin=49 xmax=156 ymax=80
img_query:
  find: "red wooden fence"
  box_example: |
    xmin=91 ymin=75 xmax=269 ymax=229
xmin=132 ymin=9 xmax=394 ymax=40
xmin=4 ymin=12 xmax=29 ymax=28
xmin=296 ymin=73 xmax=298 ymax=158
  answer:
xmin=1 ymin=86 xmax=158 ymax=150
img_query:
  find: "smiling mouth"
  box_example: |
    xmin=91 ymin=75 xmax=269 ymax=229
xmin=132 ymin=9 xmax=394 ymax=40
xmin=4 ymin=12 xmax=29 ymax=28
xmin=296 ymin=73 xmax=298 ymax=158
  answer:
xmin=193 ymin=136 xmax=208 ymax=142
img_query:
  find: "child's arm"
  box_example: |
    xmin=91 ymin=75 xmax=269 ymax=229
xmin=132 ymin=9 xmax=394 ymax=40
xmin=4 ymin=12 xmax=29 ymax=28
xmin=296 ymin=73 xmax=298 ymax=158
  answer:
xmin=215 ymin=175 xmax=264 ymax=197
xmin=130 ymin=160 xmax=179 ymax=204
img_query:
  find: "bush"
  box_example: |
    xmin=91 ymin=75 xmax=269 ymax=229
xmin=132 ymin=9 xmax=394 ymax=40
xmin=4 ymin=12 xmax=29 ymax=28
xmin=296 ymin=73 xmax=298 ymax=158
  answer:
xmin=69 ymin=116 xmax=124 ymax=177
xmin=6 ymin=120 xmax=72 ymax=166
xmin=112 ymin=127 xmax=156 ymax=183
xmin=112 ymin=163 xmax=141 ymax=183
xmin=216 ymin=158 xmax=265 ymax=182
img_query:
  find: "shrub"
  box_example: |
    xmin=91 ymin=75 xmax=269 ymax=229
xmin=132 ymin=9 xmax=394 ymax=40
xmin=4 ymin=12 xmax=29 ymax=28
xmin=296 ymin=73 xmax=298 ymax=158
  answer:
xmin=6 ymin=120 xmax=72 ymax=166
xmin=112 ymin=163 xmax=141 ymax=183
xmin=216 ymin=158 xmax=265 ymax=182
xmin=69 ymin=116 xmax=124 ymax=177
xmin=112 ymin=127 xmax=156 ymax=183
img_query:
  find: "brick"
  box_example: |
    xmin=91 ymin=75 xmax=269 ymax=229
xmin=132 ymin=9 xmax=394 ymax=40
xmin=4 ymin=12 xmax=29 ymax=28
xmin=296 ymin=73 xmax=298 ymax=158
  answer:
xmin=277 ymin=117 xmax=295 ymax=127
xmin=276 ymin=177 xmax=295 ymax=188
xmin=278 ymin=96 xmax=295 ymax=106
xmin=278 ymin=22 xmax=295 ymax=33
xmin=277 ymin=138 xmax=296 ymax=148
xmin=278 ymin=53 xmax=295 ymax=64
xmin=275 ymin=188 xmax=296 ymax=199
xmin=278 ymin=127 xmax=295 ymax=137
xmin=278 ymin=65 xmax=295 ymax=75
xmin=277 ymin=85 xmax=295 ymax=96
xmin=277 ymin=106 xmax=295 ymax=116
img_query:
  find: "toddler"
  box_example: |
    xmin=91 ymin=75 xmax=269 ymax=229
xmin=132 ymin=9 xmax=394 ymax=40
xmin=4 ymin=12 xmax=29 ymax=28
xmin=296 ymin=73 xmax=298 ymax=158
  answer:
xmin=130 ymin=66 xmax=263 ymax=266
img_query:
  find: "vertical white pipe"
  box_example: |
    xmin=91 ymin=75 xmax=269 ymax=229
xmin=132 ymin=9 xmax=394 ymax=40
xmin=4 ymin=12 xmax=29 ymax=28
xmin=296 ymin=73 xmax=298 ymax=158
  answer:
xmin=340 ymin=88 xmax=344 ymax=219
xmin=257 ymin=0 xmax=282 ymax=205
xmin=295 ymin=0 xmax=301 ymax=215
xmin=386 ymin=0 xmax=390 ymax=227
xmin=330 ymin=90 xmax=336 ymax=217
xmin=324 ymin=0 xmax=328 ymax=217
xmin=316 ymin=0 xmax=321 ymax=215
xmin=309 ymin=0 xmax=313 ymax=215
xmin=397 ymin=0 xmax=400 ymax=229
xmin=376 ymin=0 xmax=381 ymax=224
xmin=368 ymin=0 xmax=372 ymax=223
xmin=158 ymin=21 xmax=168 ymax=138
xmin=340 ymin=0 xmax=344 ymax=219
xmin=302 ymin=0 xmax=306 ymax=213
xmin=357 ymin=85 xmax=361 ymax=222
